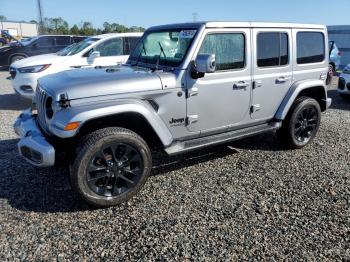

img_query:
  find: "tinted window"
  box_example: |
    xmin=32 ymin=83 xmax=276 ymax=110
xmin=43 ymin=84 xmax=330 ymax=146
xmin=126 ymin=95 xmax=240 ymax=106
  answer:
xmin=199 ymin=33 xmax=245 ymax=71
xmin=56 ymin=36 xmax=71 ymax=46
xmin=297 ymin=32 xmax=325 ymax=64
xmin=124 ymin=37 xmax=140 ymax=54
xmin=95 ymin=38 xmax=123 ymax=56
xmin=35 ymin=36 xmax=55 ymax=47
xmin=257 ymin=32 xmax=289 ymax=67
xmin=73 ymin=36 xmax=86 ymax=43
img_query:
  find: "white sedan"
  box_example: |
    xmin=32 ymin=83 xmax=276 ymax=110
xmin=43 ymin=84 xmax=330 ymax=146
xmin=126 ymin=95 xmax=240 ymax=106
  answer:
xmin=338 ymin=65 xmax=350 ymax=98
xmin=9 ymin=32 xmax=142 ymax=99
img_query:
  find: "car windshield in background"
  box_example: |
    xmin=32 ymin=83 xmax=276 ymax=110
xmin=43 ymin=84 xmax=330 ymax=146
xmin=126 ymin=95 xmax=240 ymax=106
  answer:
xmin=129 ymin=29 xmax=198 ymax=67
xmin=57 ymin=37 xmax=99 ymax=56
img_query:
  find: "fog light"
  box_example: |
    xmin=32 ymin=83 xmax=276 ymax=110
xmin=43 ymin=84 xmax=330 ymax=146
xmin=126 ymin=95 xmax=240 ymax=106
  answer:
xmin=20 ymin=85 xmax=34 ymax=93
xmin=64 ymin=122 xmax=81 ymax=131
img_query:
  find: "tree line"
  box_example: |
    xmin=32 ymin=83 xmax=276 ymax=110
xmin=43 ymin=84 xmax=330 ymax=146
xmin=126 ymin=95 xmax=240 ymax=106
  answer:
xmin=0 ymin=15 xmax=146 ymax=35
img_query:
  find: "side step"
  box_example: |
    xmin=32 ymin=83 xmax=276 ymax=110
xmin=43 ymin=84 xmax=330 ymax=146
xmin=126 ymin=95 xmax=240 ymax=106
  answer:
xmin=165 ymin=122 xmax=281 ymax=155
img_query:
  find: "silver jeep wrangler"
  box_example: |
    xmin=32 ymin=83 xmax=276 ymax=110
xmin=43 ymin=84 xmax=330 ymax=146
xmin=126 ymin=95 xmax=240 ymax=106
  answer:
xmin=14 ymin=22 xmax=332 ymax=207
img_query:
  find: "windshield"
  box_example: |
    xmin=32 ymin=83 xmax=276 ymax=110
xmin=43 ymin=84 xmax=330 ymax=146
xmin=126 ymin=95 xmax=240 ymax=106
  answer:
xmin=128 ymin=29 xmax=198 ymax=68
xmin=57 ymin=37 xmax=99 ymax=56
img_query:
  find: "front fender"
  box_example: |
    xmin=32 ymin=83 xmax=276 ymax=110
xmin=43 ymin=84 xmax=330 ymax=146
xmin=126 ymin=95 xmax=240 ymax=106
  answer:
xmin=49 ymin=99 xmax=173 ymax=147
xmin=274 ymin=79 xmax=329 ymax=120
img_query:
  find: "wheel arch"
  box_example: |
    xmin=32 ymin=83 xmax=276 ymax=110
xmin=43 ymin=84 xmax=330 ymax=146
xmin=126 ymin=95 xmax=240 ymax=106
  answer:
xmin=275 ymin=80 xmax=328 ymax=120
xmin=8 ymin=53 xmax=28 ymax=64
xmin=52 ymin=101 xmax=173 ymax=148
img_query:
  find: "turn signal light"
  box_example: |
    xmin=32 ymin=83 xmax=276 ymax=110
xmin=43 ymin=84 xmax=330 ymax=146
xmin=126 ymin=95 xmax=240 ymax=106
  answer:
xmin=64 ymin=122 xmax=81 ymax=131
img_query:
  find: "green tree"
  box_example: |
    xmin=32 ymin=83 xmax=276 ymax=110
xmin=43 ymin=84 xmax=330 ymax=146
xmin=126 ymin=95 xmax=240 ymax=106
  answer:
xmin=80 ymin=21 xmax=95 ymax=36
xmin=70 ymin=24 xmax=80 ymax=35
xmin=43 ymin=17 xmax=69 ymax=34
xmin=0 ymin=15 xmax=7 ymax=21
xmin=29 ymin=20 xmax=37 ymax=24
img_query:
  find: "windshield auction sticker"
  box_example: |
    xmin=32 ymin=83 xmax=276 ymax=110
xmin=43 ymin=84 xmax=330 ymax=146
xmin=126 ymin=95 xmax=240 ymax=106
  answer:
xmin=179 ymin=30 xmax=197 ymax=39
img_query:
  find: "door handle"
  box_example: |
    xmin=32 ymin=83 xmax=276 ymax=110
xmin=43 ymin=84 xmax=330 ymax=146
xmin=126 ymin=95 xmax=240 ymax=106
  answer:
xmin=276 ymin=76 xmax=289 ymax=84
xmin=233 ymin=81 xmax=249 ymax=90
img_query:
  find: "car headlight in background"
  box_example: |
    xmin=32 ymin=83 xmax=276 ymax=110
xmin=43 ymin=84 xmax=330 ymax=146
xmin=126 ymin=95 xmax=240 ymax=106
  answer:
xmin=18 ymin=64 xmax=51 ymax=73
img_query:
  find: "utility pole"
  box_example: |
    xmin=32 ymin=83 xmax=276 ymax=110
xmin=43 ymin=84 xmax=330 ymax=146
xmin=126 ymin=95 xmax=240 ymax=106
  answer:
xmin=37 ymin=0 xmax=45 ymax=34
xmin=192 ymin=12 xmax=198 ymax=22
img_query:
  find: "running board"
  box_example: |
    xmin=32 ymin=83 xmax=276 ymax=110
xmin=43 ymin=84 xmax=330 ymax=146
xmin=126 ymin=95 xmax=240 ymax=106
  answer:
xmin=165 ymin=122 xmax=281 ymax=155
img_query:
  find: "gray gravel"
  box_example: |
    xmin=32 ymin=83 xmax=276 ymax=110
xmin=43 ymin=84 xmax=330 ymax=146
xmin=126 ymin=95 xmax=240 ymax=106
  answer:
xmin=0 ymin=71 xmax=349 ymax=260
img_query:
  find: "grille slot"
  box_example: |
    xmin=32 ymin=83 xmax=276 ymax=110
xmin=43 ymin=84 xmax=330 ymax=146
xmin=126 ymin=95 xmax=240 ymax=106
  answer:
xmin=35 ymin=85 xmax=50 ymax=134
xmin=9 ymin=67 xmax=16 ymax=79
xmin=338 ymin=78 xmax=345 ymax=90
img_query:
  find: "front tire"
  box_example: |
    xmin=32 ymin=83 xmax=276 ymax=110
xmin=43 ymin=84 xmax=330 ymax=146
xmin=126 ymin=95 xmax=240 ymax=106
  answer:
xmin=10 ymin=55 xmax=26 ymax=64
xmin=277 ymin=97 xmax=321 ymax=149
xmin=71 ymin=127 xmax=152 ymax=207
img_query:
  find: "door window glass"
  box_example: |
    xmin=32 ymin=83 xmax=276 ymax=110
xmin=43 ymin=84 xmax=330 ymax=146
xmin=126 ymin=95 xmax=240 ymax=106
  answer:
xmin=198 ymin=33 xmax=245 ymax=71
xmin=297 ymin=32 xmax=325 ymax=64
xmin=95 ymin=38 xmax=123 ymax=56
xmin=35 ymin=36 xmax=55 ymax=47
xmin=257 ymin=32 xmax=289 ymax=67
xmin=124 ymin=37 xmax=141 ymax=55
xmin=56 ymin=36 xmax=71 ymax=46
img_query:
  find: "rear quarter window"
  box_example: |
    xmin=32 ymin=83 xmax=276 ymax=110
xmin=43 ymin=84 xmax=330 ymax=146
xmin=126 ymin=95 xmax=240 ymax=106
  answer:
xmin=297 ymin=32 xmax=325 ymax=64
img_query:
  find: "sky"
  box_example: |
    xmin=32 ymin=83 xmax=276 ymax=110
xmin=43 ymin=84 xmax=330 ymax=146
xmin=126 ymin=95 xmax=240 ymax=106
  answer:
xmin=1 ymin=0 xmax=350 ymax=29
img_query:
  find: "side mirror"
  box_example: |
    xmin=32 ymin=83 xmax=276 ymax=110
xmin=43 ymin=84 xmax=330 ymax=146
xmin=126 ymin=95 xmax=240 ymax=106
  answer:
xmin=191 ymin=54 xmax=216 ymax=79
xmin=32 ymin=43 xmax=38 ymax=49
xmin=88 ymin=50 xmax=100 ymax=63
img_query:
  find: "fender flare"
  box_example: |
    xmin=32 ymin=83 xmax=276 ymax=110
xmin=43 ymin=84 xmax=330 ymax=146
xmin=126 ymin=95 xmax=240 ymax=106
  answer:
xmin=274 ymin=79 xmax=328 ymax=120
xmin=50 ymin=99 xmax=174 ymax=147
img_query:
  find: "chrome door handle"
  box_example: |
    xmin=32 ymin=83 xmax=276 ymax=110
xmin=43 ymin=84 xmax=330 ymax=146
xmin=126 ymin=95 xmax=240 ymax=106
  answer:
xmin=276 ymin=77 xmax=289 ymax=83
xmin=233 ymin=81 xmax=249 ymax=90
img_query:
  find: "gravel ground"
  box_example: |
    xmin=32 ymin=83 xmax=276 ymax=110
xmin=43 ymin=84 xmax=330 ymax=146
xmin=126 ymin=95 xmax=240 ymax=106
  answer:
xmin=0 ymin=71 xmax=349 ymax=260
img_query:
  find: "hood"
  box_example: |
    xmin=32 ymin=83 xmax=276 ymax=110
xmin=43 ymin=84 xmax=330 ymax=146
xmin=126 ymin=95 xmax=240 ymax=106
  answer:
xmin=39 ymin=65 xmax=167 ymax=100
xmin=11 ymin=53 xmax=69 ymax=68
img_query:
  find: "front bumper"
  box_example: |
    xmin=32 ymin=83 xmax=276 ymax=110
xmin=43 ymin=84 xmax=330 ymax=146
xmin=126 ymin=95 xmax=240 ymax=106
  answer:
xmin=11 ymin=72 xmax=37 ymax=100
xmin=14 ymin=109 xmax=55 ymax=167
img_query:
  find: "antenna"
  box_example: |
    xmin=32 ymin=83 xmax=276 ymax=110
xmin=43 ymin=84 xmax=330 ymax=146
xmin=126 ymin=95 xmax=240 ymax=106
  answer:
xmin=37 ymin=0 xmax=45 ymax=34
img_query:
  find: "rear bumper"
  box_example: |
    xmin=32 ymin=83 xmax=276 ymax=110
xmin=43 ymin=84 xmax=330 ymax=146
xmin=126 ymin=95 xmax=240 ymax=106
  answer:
xmin=14 ymin=109 xmax=55 ymax=167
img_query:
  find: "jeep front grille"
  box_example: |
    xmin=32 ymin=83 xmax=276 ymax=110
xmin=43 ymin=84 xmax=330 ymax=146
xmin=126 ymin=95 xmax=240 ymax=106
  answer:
xmin=35 ymin=85 xmax=50 ymax=134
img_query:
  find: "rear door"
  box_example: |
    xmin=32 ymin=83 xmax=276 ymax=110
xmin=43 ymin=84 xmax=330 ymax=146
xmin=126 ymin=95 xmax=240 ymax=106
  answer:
xmin=251 ymin=28 xmax=292 ymax=121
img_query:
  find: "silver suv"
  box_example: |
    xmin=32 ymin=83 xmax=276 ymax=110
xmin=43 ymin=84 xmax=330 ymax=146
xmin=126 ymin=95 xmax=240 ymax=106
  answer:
xmin=14 ymin=22 xmax=332 ymax=207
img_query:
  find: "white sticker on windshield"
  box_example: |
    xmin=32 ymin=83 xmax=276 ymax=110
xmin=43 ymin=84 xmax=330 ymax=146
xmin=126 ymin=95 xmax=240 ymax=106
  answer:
xmin=179 ymin=30 xmax=197 ymax=39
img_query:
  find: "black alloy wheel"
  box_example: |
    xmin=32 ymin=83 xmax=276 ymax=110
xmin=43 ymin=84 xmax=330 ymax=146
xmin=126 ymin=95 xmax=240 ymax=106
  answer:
xmin=87 ymin=143 xmax=143 ymax=197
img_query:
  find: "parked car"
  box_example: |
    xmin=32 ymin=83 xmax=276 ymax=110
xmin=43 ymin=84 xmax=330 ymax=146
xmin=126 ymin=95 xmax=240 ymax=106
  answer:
xmin=327 ymin=41 xmax=342 ymax=84
xmin=14 ymin=22 xmax=331 ymax=207
xmin=338 ymin=64 xmax=350 ymax=98
xmin=0 ymin=35 xmax=87 ymax=67
xmin=9 ymin=32 xmax=143 ymax=99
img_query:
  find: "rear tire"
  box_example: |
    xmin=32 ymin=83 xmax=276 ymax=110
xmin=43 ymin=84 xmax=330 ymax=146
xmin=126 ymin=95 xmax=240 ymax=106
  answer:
xmin=70 ymin=127 xmax=152 ymax=207
xmin=277 ymin=97 xmax=321 ymax=149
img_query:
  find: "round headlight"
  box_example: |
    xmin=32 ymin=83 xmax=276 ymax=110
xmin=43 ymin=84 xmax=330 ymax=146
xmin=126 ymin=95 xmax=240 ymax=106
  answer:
xmin=45 ymin=97 xmax=54 ymax=119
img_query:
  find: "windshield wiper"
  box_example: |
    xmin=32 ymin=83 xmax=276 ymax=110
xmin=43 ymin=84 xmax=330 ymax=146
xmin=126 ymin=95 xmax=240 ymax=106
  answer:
xmin=133 ymin=41 xmax=146 ymax=67
xmin=155 ymin=41 xmax=167 ymax=71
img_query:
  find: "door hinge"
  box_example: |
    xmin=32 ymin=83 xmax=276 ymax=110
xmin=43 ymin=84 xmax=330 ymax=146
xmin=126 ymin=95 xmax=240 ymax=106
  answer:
xmin=250 ymin=104 xmax=261 ymax=113
xmin=186 ymin=115 xmax=199 ymax=125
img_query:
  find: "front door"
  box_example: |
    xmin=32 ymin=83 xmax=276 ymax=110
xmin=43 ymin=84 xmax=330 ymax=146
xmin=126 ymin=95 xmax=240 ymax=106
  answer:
xmin=186 ymin=29 xmax=252 ymax=134
xmin=251 ymin=28 xmax=292 ymax=121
